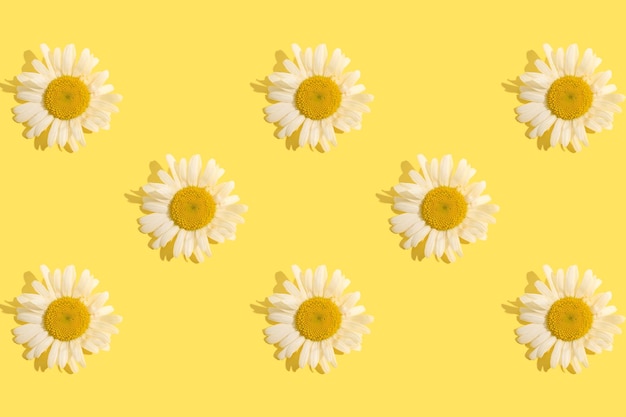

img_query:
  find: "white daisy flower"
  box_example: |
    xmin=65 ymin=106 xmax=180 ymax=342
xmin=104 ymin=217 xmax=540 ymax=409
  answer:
xmin=516 ymin=44 xmax=624 ymax=151
xmin=516 ymin=265 xmax=624 ymax=373
xmin=12 ymin=265 xmax=122 ymax=373
xmin=139 ymin=154 xmax=247 ymax=262
xmin=12 ymin=43 xmax=122 ymax=151
xmin=264 ymin=265 xmax=373 ymax=372
xmin=390 ymin=154 xmax=499 ymax=262
xmin=264 ymin=44 xmax=373 ymax=151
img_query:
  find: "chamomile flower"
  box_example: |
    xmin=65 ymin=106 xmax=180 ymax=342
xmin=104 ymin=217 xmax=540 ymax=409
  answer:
xmin=516 ymin=44 xmax=624 ymax=151
xmin=516 ymin=265 xmax=624 ymax=372
xmin=139 ymin=154 xmax=247 ymax=262
xmin=13 ymin=44 xmax=122 ymax=151
xmin=264 ymin=265 xmax=373 ymax=372
xmin=390 ymin=154 xmax=498 ymax=261
xmin=12 ymin=265 xmax=121 ymax=372
xmin=264 ymin=44 xmax=373 ymax=151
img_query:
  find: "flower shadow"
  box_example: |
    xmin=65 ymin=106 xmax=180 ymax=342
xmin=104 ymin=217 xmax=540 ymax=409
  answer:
xmin=501 ymin=271 xmax=551 ymax=371
xmin=1 ymin=271 xmax=39 ymax=319
xmin=250 ymin=271 xmax=335 ymax=374
xmin=0 ymin=49 xmax=37 ymax=96
xmin=250 ymin=271 xmax=299 ymax=372
xmin=250 ymin=50 xmax=299 ymax=151
xmin=502 ymin=271 xmax=582 ymax=374
xmin=501 ymin=49 xmax=553 ymax=151
xmin=376 ymin=160 xmax=456 ymax=263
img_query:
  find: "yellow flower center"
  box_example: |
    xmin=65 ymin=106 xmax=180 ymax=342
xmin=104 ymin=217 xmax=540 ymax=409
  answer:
xmin=295 ymin=76 xmax=342 ymax=120
xmin=420 ymin=186 xmax=468 ymax=231
xmin=546 ymin=297 xmax=593 ymax=341
xmin=43 ymin=76 xmax=91 ymax=120
xmin=44 ymin=297 xmax=91 ymax=341
xmin=169 ymin=186 xmax=216 ymax=231
xmin=295 ymin=297 xmax=342 ymax=341
xmin=546 ymin=76 xmax=593 ymax=120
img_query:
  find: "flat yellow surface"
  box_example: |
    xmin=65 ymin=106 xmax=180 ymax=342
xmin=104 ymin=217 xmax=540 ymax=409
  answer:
xmin=1 ymin=1 xmax=625 ymax=415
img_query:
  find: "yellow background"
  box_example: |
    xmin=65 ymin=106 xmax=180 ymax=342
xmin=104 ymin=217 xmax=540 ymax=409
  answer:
xmin=1 ymin=1 xmax=625 ymax=415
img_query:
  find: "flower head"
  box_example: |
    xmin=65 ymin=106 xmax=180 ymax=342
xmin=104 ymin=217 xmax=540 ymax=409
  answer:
xmin=390 ymin=154 xmax=498 ymax=261
xmin=139 ymin=154 xmax=247 ymax=261
xmin=516 ymin=265 xmax=624 ymax=372
xmin=12 ymin=265 xmax=121 ymax=372
xmin=264 ymin=44 xmax=373 ymax=151
xmin=516 ymin=44 xmax=624 ymax=151
xmin=13 ymin=44 xmax=122 ymax=151
xmin=264 ymin=265 xmax=373 ymax=372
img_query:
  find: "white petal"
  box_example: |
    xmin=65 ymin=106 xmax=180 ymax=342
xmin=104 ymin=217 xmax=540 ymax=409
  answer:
xmin=439 ymin=155 xmax=453 ymax=186
xmin=47 ymin=339 xmax=61 ymax=369
xmin=61 ymin=44 xmax=76 ymax=75
xmin=313 ymin=44 xmax=327 ymax=76
xmin=309 ymin=342 xmax=321 ymax=369
xmin=61 ymin=265 xmax=75 ymax=297
xmin=187 ymin=155 xmax=201 ymax=186
xmin=561 ymin=341 xmax=572 ymax=368
xmin=13 ymin=323 xmax=44 ymax=344
xmin=536 ymin=335 xmax=556 ymax=358
xmin=564 ymin=44 xmax=578 ymax=75
xmin=173 ymin=230 xmax=186 ymax=257
xmin=313 ymin=266 xmax=326 ymax=297
xmin=299 ymin=340 xmax=312 ymax=369
xmin=424 ymin=231 xmax=437 ymax=257
xmin=283 ymin=335 xmax=305 ymax=359
xmin=57 ymin=341 xmax=69 ymax=369
xmin=564 ymin=265 xmax=578 ymax=297
xmin=515 ymin=323 xmax=544 ymax=344
xmin=32 ymin=335 xmax=54 ymax=358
